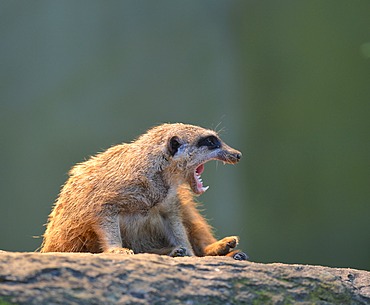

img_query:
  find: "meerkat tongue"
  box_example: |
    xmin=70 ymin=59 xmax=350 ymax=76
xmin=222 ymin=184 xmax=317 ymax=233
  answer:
xmin=194 ymin=164 xmax=209 ymax=193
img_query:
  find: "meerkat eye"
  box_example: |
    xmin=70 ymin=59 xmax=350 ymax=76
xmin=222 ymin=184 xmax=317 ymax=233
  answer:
xmin=197 ymin=135 xmax=221 ymax=150
xmin=168 ymin=136 xmax=182 ymax=156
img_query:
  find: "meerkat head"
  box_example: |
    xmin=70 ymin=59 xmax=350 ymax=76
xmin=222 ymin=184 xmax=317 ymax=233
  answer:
xmin=152 ymin=123 xmax=242 ymax=195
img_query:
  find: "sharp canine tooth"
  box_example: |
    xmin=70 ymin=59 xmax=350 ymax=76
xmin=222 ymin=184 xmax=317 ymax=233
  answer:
xmin=202 ymin=186 xmax=209 ymax=192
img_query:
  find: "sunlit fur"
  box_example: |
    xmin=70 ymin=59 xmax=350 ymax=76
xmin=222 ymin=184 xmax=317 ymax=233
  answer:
xmin=41 ymin=123 xmax=243 ymax=258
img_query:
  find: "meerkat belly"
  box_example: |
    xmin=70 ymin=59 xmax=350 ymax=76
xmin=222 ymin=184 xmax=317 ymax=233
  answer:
xmin=119 ymin=210 xmax=173 ymax=253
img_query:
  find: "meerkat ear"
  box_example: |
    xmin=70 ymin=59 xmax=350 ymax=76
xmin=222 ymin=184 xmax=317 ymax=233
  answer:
xmin=168 ymin=136 xmax=181 ymax=156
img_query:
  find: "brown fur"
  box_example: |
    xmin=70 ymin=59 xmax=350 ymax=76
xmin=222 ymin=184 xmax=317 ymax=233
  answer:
xmin=41 ymin=123 xmax=246 ymax=259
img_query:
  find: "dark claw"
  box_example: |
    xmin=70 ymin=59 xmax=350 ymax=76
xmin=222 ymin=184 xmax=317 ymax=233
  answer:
xmin=233 ymin=252 xmax=249 ymax=261
xmin=170 ymin=247 xmax=187 ymax=257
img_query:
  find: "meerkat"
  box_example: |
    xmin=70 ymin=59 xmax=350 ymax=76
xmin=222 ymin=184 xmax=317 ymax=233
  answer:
xmin=41 ymin=123 xmax=247 ymax=260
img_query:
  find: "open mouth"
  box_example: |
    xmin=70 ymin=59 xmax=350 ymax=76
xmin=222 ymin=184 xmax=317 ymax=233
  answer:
xmin=191 ymin=163 xmax=210 ymax=195
xmin=188 ymin=150 xmax=241 ymax=195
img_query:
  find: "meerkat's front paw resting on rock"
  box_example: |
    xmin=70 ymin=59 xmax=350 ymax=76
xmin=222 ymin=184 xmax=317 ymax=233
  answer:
xmin=169 ymin=246 xmax=192 ymax=257
xmin=104 ymin=247 xmax=134 ymax=255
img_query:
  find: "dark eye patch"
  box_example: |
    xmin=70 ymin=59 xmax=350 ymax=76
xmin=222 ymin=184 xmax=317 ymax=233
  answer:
xmin=197 ymin=135 xmax=221 ymax=149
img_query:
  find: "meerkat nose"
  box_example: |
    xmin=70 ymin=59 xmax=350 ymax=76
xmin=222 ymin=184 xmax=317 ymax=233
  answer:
xmin=233 ymin=152 xmax=242 ymax=162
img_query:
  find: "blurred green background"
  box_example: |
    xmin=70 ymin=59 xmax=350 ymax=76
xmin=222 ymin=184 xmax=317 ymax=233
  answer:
xmin=1 ymin=1 xmax=369 ymax=270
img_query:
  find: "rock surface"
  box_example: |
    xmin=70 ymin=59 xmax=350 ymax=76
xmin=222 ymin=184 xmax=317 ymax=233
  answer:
xmin=0 ymin=251 xmax=369 ymax=305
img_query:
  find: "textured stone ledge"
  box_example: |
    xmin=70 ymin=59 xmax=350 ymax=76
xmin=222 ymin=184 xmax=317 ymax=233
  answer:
xmin=0 ymin=251 xmax=369 ymax=305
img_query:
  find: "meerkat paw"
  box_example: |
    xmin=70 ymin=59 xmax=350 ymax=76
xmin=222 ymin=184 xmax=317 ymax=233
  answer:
xmin=227 ymin=250 xmax=249 ymax=261
xmin=104 ymin=247 xmax=134 ymax=255
xmin=204 ymin=236 xmax=239 ymax=256
xmin=169 ymin=246 xmax=193 ymax=257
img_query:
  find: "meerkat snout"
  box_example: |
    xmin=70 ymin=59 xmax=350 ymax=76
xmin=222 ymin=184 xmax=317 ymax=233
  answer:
xmin=218 ymin=149 xmax=242 ymax=164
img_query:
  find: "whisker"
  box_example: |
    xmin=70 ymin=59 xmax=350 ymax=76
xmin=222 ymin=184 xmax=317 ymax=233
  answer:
xmin=214 ymin=120 xmax=223 ymax=132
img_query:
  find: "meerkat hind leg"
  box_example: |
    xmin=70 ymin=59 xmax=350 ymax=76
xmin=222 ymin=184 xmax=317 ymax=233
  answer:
xmin=204 ymin=236 xmax=239 ymax=256
xmin=204 ymin=236 xmax=249 ymax=260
